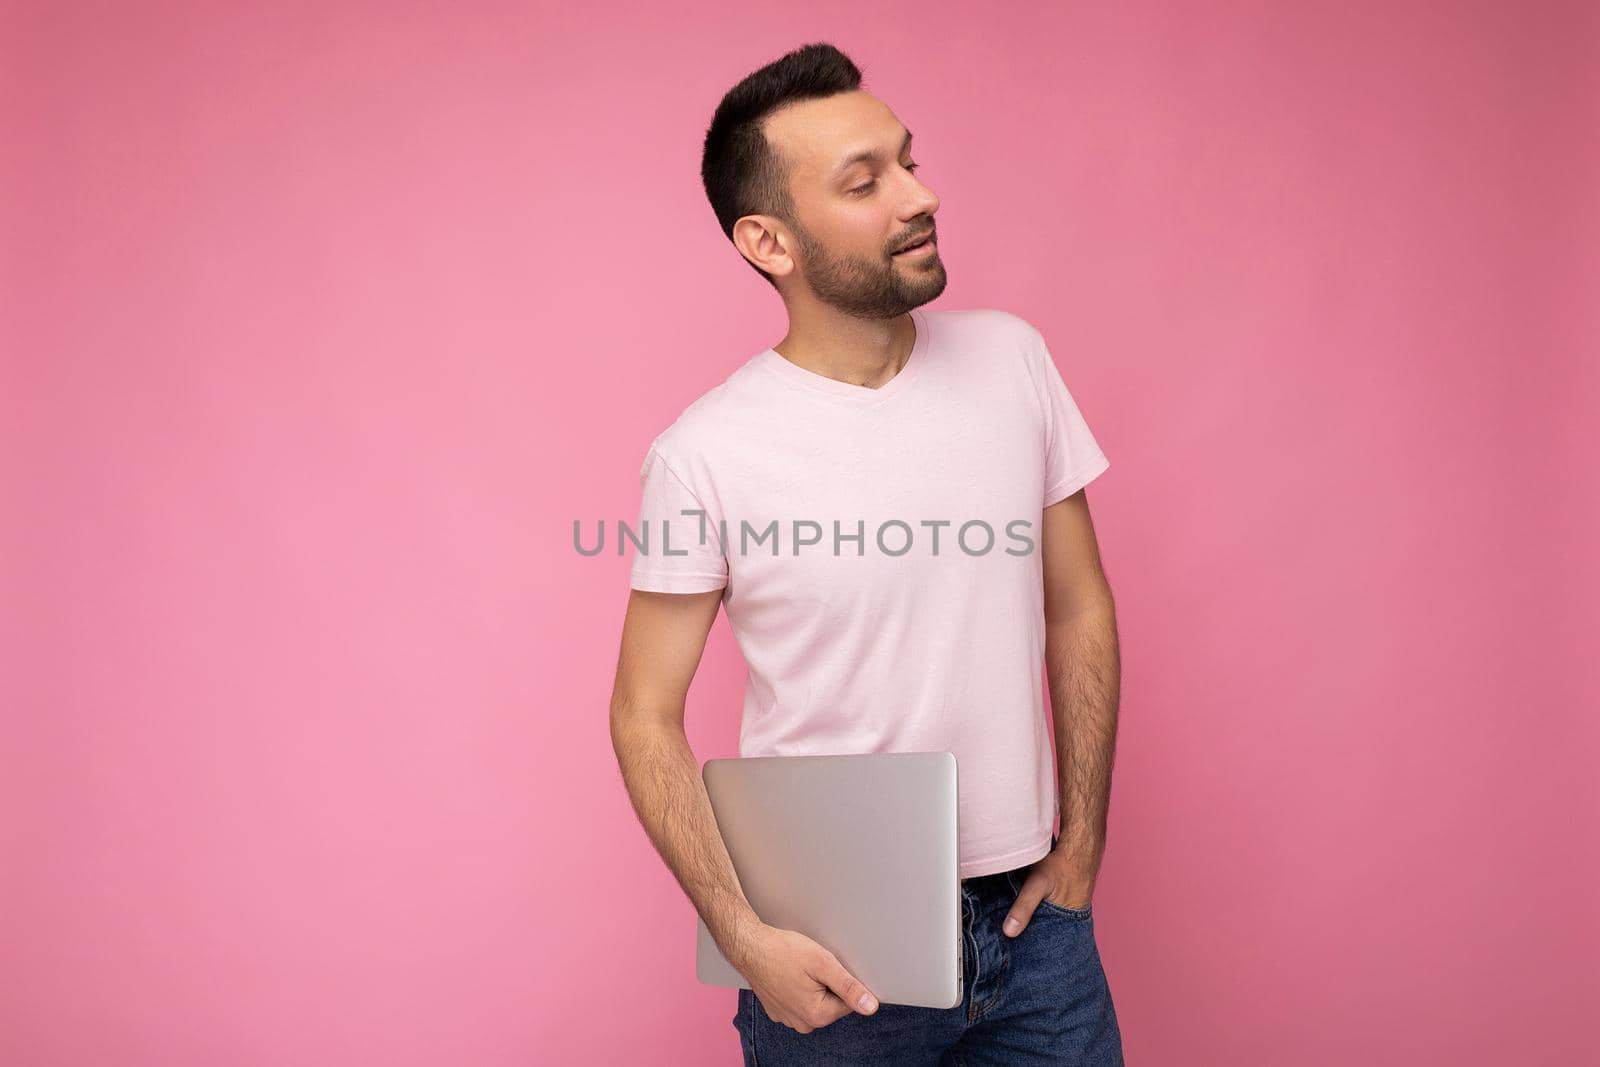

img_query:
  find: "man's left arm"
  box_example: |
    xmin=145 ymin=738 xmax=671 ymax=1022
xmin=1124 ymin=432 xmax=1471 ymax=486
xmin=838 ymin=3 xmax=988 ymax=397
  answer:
xmin=1003 ymin=487 xmax=1120 ymax=937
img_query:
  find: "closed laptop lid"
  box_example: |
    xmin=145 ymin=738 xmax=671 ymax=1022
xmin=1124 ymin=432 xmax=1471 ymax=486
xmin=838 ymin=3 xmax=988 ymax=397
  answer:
xmin=694 ymin=750 xmax=962 ymax=1010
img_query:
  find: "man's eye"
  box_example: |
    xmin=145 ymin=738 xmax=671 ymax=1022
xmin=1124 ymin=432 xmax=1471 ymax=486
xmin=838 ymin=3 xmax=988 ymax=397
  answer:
xmin=851 ymin=161 xmax=920 ymax=196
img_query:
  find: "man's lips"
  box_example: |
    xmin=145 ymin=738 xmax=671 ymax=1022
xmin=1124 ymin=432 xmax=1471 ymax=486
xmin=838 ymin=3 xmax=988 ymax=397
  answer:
xmin=893 ymin=233 xmax=936 ymax=254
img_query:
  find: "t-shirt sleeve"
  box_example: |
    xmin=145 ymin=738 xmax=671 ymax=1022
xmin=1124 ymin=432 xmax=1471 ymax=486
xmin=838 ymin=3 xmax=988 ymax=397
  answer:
xmin=1025 ymin=324 xmax=1111 ymax=508
xmin=628 ymin=442 xmax=730 ymax=594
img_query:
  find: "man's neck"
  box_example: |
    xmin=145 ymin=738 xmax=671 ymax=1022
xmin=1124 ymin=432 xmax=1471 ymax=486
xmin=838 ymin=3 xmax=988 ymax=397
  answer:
xmin=772 ymin=309 xmax=915 ymax=390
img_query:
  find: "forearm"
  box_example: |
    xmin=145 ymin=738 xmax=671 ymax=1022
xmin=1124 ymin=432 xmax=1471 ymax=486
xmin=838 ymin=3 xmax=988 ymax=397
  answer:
xmin=1044 ymin=603 xmax=1121 ymax=862
xmin=610 ymin=713 xmax=764 ymax=972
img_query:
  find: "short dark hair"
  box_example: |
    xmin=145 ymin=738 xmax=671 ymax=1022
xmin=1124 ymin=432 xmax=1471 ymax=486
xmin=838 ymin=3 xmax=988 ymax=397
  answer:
xmin=700 ymin=42 xmax=865 ymax=290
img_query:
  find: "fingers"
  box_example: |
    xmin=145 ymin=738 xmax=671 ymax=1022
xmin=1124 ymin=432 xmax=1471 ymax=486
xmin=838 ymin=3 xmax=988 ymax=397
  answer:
xmin=1003 ymin=877 xmax=1046 ymax=937
xmin=1003 ymin=899 xmax=1038 ymax=936
xmin=761 ymin=983 xmax=854 ymax=1035
xmin=812 ymin=951 xmax=879 ymax=1016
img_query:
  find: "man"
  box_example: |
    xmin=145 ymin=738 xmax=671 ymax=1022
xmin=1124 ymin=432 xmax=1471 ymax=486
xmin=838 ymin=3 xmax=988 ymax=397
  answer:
xmin=609 ymin=41 xmax=1125 ymax=1065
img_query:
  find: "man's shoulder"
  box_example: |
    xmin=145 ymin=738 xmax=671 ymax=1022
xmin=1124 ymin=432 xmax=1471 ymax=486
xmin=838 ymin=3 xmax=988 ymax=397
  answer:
xmin=932 ymin=305 xmax=1039 ymax=344
xmin=927 ymin=307 xmax=1048 ymax=380
xmin=927 ymin=306 xmax=1053 ymax=393
xmin=641 ymin=352 xmax=770 ymax=469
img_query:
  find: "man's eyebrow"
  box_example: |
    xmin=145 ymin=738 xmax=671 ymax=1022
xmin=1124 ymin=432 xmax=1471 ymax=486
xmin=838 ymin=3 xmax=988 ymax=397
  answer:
xmin=830 ymin=128 xmax=914 ymax=181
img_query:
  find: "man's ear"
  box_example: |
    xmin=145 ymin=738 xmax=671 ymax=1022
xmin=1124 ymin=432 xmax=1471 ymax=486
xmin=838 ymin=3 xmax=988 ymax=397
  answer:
xmin=733 ymin=215 xmax=793 ymax=278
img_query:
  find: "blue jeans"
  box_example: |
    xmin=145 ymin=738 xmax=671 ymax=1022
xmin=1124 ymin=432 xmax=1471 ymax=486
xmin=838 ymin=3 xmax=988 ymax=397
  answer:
xmin=732 ymin=842 xmax=1124 ymax=1065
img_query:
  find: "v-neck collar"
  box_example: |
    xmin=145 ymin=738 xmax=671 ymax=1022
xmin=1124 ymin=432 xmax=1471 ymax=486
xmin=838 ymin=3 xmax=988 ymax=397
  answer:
xmin=755 ymin=307 xmax=930 ymax=406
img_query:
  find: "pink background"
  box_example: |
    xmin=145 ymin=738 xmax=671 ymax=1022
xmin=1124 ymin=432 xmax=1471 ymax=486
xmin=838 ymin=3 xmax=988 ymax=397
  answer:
xmin=5 ymin=2 xmax=1596 ymax=1064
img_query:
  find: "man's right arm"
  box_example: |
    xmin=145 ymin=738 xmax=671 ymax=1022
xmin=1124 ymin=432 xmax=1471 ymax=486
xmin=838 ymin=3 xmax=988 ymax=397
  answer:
xmin=608 ymin=586 xmax=765 ymax=974
xmin=609 ymin=585 xmax=881 ymax=1030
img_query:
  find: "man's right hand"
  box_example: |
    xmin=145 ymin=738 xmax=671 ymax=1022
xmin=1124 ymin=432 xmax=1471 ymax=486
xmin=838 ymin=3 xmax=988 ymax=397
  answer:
xmin=736 ymin=923 xmax=881 ymax=1033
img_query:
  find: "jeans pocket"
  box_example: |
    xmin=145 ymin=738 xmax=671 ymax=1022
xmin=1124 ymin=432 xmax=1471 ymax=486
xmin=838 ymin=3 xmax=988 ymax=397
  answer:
xmin=1034 ymin=896 xmax=1093 ymax=920
xmin=1006 ymin=846 xmax=1093 ymax=921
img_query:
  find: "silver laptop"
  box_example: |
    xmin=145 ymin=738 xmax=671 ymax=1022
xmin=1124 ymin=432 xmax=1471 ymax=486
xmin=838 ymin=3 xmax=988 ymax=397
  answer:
xmin=694 ymin=750 xmax=963 ymax=1010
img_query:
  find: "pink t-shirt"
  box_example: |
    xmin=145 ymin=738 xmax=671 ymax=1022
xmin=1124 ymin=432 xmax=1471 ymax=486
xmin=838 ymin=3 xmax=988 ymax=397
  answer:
xmin=629 ymin=306 xmax=1110 ymax=878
